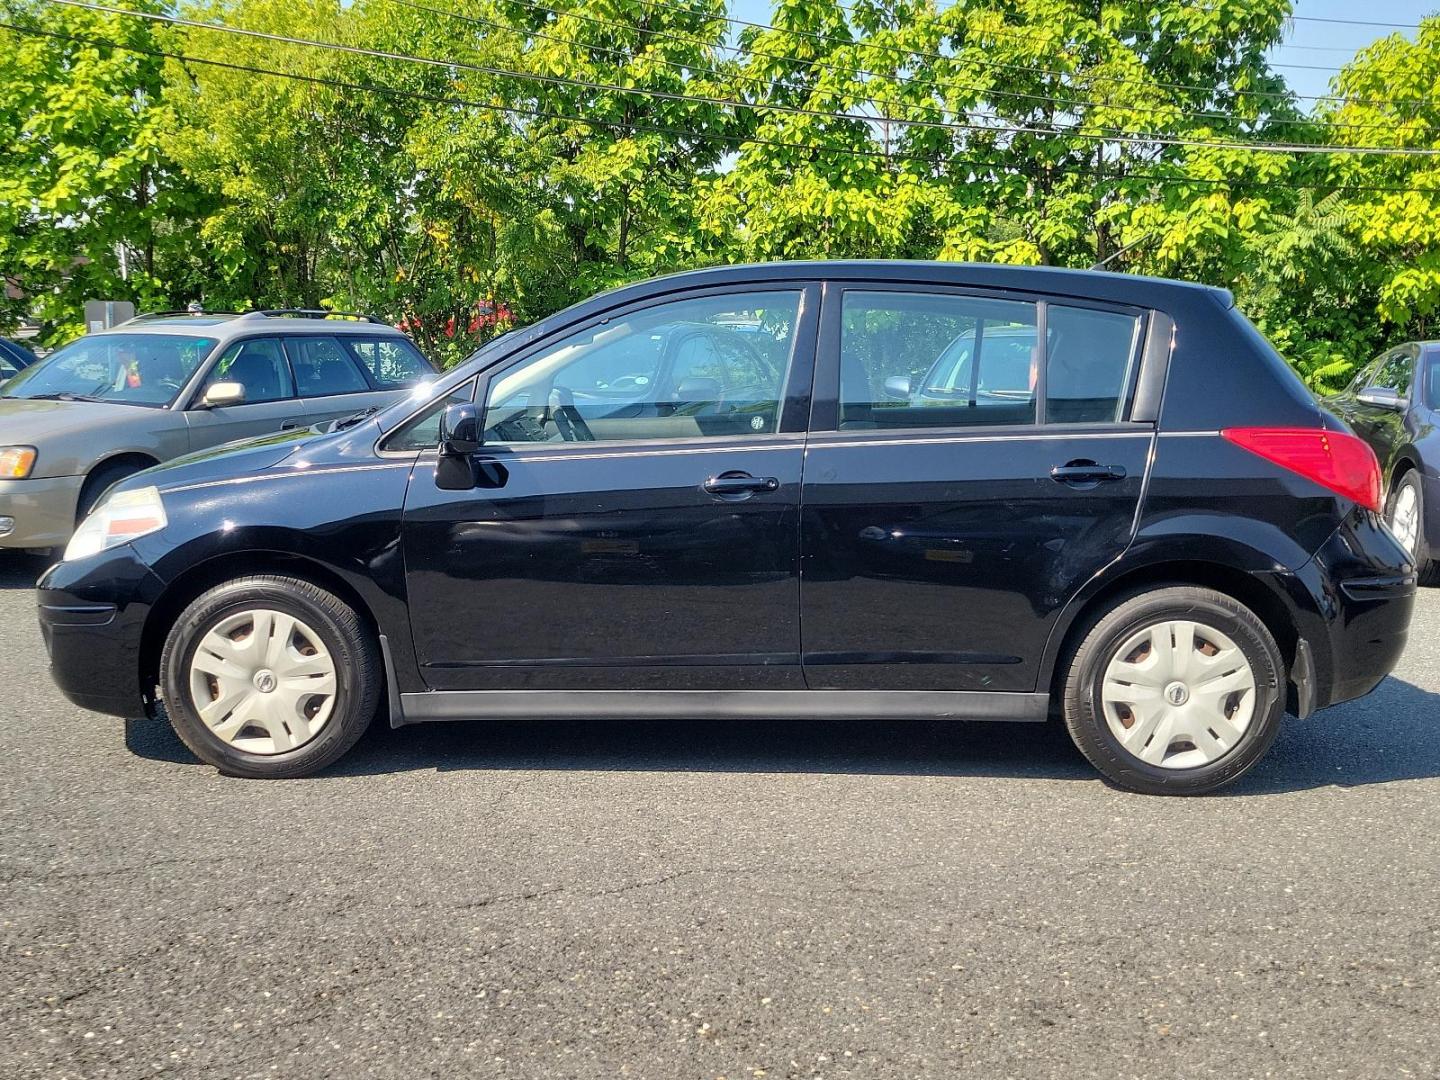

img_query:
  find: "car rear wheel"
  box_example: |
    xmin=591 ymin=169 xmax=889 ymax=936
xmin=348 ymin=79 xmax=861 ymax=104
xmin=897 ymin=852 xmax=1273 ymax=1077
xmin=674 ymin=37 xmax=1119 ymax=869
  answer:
xmin=1061 ymin=586 xmax=1285 ymax=795
xmin=1387 ymin=470 xmax=1438 ymax=586
xmin=158 ymin=575 xmax=381 ymax=778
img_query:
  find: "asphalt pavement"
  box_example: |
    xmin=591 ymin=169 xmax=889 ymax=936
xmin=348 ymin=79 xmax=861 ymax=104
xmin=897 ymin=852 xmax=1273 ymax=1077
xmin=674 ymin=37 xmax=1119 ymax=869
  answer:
xmin=2 ymin=551 xmax=1438 ymax=1079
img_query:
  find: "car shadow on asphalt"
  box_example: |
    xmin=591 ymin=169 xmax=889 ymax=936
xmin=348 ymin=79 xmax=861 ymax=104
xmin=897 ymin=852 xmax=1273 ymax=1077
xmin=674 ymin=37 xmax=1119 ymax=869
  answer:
xmin=0 ymin=552 xmax=51 ymax=590
xmin=123 ymin=675 xmax=1440 ymax=793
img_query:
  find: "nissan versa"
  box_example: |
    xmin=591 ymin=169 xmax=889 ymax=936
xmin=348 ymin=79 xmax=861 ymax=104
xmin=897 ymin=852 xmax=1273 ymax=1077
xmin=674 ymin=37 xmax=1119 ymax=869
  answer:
xmin=37 ymin=263 xmax=1416 ymax=795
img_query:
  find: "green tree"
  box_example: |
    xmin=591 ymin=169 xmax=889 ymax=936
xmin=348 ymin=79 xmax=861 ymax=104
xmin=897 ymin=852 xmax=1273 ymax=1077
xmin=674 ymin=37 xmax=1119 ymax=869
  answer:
xmin=0 ymin=0 xmax=198 ymax=341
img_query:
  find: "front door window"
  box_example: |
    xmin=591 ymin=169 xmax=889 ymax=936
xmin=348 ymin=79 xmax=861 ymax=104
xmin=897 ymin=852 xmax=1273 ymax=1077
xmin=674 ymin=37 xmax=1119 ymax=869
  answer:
xmin=483 ymin=292 xmax=803 ymax=444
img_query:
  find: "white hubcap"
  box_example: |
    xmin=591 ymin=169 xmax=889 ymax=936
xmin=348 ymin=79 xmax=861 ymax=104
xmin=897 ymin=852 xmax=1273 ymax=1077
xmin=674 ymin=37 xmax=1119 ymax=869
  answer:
xmin=188 ymin=608 xmax=338 ymax=755
xmin=1391 ymin=484 xmax=1420 ymax=557
xmin=1101 ymin=619 xmax=1257 ymax=770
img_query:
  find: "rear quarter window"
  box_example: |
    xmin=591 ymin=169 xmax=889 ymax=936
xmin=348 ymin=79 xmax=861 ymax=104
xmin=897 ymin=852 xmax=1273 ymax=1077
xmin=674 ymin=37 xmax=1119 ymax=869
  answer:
xmin=345 ymin=337 xmax=433 ymax=389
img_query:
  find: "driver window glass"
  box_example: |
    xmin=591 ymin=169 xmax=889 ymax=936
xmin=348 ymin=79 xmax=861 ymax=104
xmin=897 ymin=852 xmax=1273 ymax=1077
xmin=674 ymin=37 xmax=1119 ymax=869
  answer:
xmin=203 ymin=338 xmax=294 ymax=404
xmin=1348 ymin=357 xmax=1382 ymax=395
xmin=483 ymin=291 xmax=801 ymax=444
xmin=1374 ymin=351 xmax=1413 ymax=394
xmin=839 ymin=291 xmax=1038 ymax=429
xmin=1426 ymin=353 xmax=1440 ymax=410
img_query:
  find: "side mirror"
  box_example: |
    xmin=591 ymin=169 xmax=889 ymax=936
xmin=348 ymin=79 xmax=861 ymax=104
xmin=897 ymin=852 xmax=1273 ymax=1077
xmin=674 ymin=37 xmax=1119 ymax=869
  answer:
xmin=1357 ymin=385 xmax=1406 ymax=412
xmin=200 ymin=381 xmax=246 ymax=408
xmin=883 ymin=375 xmax=913 ymax=400
xmin=439 ymin=402 xmax=482 ymax=456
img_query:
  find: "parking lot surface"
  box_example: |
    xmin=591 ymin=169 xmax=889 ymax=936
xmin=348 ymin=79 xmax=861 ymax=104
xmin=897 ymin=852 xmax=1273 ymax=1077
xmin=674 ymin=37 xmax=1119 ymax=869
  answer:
xmin=2 ymin=552 xmax=1438 ymax=1079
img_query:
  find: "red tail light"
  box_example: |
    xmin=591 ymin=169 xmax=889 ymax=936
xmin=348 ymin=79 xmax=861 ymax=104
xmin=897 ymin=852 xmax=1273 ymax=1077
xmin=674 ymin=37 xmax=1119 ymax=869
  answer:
xmin=1221 ymin=427 xmax=1382 ymax=512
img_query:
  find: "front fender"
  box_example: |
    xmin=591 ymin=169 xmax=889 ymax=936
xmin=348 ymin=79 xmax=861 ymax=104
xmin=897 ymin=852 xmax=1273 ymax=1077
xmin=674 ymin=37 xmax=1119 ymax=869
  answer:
xmin=127 ymin=459 xmax=422 ymax=688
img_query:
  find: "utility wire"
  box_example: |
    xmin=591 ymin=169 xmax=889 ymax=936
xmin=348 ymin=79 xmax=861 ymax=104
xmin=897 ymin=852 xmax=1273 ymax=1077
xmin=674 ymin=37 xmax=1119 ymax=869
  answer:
xmin=10 ymin=17 xmax=1440 ymax=197
xmin=509 ymin=0 xmax=1431 ymax=110
xmin=925 ymin=0 xmax=1427 ymax=32
xmin=643 ymin=0 xmax=1381 ymax=76
xmin=386 ymin=0 xmax=1405 ymax=139
xmin=616 ymin=0 xmax=1408 ymax=106
xmin=418 ymin=0 xmax=1412 ymax=135
xmin=45 ymin=0 xmax=1440 ymax=156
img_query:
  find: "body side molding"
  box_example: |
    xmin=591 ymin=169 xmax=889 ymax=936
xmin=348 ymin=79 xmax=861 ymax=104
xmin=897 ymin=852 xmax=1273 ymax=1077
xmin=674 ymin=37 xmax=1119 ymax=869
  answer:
xmin=393 ymin=689 xmax=1050 ymax=725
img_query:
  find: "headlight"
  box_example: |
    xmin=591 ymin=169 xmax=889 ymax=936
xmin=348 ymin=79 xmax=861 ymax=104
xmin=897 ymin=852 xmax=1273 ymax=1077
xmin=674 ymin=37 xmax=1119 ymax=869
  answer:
xmin=64 ymin=485 xmax=167 ymax=561
xmin=0 ymin=446 xmax=37 ymax=478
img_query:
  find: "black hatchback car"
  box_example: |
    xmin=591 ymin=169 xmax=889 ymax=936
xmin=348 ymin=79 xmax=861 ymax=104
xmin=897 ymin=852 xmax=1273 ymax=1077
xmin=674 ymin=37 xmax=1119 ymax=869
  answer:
xmin=38 ymin=262 xmax=1416 ymax=795
xmin=1327 ymin=342 xmax=1440 ymax=584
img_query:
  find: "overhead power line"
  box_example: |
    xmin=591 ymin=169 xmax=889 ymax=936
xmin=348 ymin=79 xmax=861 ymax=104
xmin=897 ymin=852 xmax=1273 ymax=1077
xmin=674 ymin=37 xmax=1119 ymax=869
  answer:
xmin=924 ymin=0 xmax=1427 ymax=32
xmin=44 ymin=0 xmax=1440 ymax=156
xmin=401 ymin=0 xmax=1417 ymax=136
xmin=1288 ymin=13 xmax=1423 ymax=29
xmin=618 ymin=0 xmax=1406 ymax=105
xmin=8 ymin=17 xmax=1440 ymax=197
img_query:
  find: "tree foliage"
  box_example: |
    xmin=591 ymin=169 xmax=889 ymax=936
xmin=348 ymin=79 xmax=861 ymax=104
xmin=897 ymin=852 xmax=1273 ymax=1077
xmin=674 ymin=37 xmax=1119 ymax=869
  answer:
xmin=1 ymin=0 xmax=1438 ymax=384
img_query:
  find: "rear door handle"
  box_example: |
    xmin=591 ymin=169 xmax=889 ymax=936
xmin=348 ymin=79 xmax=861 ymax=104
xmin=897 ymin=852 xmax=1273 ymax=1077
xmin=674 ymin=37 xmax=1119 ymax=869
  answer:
xmin=1050 ymin=462 xmax=1127 ymax=485
xmin=703 ymin=472 xmax=780 ymax=498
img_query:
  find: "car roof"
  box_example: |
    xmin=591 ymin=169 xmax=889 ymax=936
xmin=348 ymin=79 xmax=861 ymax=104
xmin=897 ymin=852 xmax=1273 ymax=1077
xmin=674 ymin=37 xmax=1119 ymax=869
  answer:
xmin=607 ymin=260 xmax=1236 ymax=308
xmin=92 ymin=315 xmax=410 ymax=342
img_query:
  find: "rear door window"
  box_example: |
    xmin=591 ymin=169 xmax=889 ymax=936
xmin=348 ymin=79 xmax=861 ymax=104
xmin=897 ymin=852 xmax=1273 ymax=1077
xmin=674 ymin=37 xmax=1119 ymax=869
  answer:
xmin=286 ymin=336 xmax=370 ymax=396
xmin=837 ymin=291 xmax=1038 ymax=429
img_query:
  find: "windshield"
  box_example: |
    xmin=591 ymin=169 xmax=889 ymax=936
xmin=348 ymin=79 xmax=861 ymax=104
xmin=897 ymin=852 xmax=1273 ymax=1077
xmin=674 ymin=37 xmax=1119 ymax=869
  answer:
xmin=1 ymin=333 xmax=218 ymax=407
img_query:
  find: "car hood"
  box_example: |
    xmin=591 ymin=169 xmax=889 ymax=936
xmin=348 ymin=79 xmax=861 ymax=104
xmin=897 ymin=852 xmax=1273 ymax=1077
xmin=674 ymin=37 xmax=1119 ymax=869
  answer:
xmin=0 ymin=397 xmax=175 ymax=475
xmin=125 ymin=424 xmax=360 ymax=495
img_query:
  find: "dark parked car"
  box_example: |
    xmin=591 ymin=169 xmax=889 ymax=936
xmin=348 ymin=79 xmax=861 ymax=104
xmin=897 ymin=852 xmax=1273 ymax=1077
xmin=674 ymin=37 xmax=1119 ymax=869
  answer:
xmin=0 ymin=337 xmax=37 ymax=380
xmin=39 ymin=262 xmax=1415 ymax=795
xmin=1327 ymin=342 xmax=1440 ymax=584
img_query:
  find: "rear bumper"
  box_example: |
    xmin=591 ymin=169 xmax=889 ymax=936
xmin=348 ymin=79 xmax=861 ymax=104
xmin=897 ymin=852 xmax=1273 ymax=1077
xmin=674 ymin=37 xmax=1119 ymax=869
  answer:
xmin=0 ymin=474 xmax=83 ymax=548
xmin=38 ymin=547 xmax=163 ymax=717
xmin=1271 ymin=511 xmax=1416 ymax=714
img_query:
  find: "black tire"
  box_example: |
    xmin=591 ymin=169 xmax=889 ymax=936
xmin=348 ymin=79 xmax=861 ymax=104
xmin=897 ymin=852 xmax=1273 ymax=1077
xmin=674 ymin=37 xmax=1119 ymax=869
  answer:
xmin=1061 ymin=586 xmax=1285 ymax=796
xmin=75 ymin=460 xmax=148 ymax=523
xmin=1387 ymin=470 xmax=1439 ymax=587
xmin=158 ymin=575 xmax=381 ymax=778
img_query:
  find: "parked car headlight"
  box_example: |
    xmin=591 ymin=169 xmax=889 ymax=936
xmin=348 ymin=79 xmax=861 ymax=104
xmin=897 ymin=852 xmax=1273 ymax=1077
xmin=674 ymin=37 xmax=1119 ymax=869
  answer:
xmin=64 ymin=486 xmax=167 ymax=561
xmin=0 ymin=446 xmax=37 ymax=478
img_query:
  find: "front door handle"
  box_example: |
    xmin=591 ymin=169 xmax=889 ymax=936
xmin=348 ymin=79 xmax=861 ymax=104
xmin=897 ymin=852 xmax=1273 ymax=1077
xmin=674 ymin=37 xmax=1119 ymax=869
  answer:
xmin=1050 ymin=462 xmax=1127 ymax=486
xmin=703 ymin=472 xmax=780 ymax=498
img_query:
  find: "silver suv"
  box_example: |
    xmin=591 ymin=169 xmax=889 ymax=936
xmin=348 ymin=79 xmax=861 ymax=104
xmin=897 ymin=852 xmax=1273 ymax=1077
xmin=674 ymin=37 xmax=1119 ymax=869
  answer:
xmin=0 ymin=310 xmax=436 ymax=550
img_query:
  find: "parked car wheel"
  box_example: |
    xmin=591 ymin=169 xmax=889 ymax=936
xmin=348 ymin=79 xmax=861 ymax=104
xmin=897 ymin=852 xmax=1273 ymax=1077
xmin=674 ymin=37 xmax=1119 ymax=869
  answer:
xmin=1387 ymin=470 xmax=1438 ymax=586
xmin=158 ymin=575 xmax=381 ymax=778
xmin=1061 ymin=586 xmax=1285 ymax=795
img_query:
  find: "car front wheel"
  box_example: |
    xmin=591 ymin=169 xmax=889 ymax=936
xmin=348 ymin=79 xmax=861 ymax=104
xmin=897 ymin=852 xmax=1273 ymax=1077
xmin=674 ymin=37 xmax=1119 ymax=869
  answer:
xmin=1061 ymin=586 xmax=1286 ymax=796
xmin=158 ymin=575 xmax=381 ymax=778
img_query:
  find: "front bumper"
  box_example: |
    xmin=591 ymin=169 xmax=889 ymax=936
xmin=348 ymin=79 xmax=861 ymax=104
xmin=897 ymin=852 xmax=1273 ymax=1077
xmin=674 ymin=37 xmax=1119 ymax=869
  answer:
xmin=0 ymin=474 xmax=84 ymax=548
xmin=38 ymin=547 xmax=165 ymax=717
